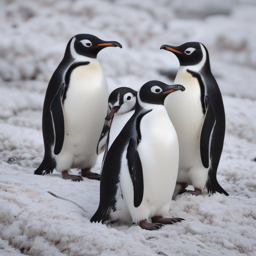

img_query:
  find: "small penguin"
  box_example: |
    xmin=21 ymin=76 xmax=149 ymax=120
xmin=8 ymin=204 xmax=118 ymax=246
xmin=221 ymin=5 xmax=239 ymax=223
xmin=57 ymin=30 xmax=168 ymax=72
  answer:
xmin=35 ymin=34 xmax=122 ymax=181
xmin=91 ymin=81 xmax=185 ymax=230
xmin=160 ymin=42 xmax=228 ymax=196
xmin=106 ymin=87 xmax=137 ymax=145
xmin=96 ymin=87 xmax=137 ymax=156
xmin=99 ymin=87 xmax=137 ymax=168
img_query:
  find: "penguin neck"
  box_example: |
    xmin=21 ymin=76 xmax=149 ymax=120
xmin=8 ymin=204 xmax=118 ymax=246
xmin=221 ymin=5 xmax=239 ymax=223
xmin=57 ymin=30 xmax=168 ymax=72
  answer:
xmin=137 ymin=95 xmax=164 ymax=113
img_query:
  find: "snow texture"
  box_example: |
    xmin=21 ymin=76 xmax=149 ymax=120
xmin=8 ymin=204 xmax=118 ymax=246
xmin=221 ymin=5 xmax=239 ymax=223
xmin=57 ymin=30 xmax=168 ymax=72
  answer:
xmin=0 ymin=0 xmax=256 ymax=255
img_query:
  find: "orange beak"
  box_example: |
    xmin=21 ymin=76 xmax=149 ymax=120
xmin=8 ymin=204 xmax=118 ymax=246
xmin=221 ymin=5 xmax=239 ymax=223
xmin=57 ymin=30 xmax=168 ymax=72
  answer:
xmin=97 ymin=43 xmax=116 ymax=47
xmin=163 ymin=84 xmax=185 ymax=95
xmin=164 ymin=47 xmax=182 ymax=54
xmin=105 ymin=106 xmax=120 ymax=121
xmin=163 ymin=89 xmax=175 ymax=94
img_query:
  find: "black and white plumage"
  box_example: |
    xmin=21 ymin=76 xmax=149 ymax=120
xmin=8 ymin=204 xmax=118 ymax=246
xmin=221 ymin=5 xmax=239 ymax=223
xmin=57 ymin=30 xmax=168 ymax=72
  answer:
xmin=91 ymin=81 xmax=185 ymax=230
xmin=102 ymin=87 xmax=137 ymax=167
xmin=161 ymin=42 xmax=228 ymax=196
xmin=34 ymin=34 xmax=122 ymax=181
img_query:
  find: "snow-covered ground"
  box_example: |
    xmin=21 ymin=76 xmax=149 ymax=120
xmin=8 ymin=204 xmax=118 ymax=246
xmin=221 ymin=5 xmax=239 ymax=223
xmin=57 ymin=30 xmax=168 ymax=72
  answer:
xmin=1 ymin=0 xmax=256 ymax=255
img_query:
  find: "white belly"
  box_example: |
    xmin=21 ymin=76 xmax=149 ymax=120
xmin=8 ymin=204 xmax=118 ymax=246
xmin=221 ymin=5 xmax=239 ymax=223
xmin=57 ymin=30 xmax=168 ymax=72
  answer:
xmin=165 ymin=69 xmax=208 ymax=188
xmin=120 ymin=107 xmax=179 ymax=223
xmin=55 ymin=63 xmax=108 ymax=171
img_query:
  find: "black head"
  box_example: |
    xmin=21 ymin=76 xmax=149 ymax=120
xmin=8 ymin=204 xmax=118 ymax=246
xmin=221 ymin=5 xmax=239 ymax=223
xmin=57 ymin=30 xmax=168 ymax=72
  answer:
xmin=106 ymin=87 xmax=137 ymax=121
xmin=70 ymin=34 xmax=122 ymax=59
xmin=139 ymin=80 xmax=185 ymax=105
xmin=161 ymin=42 xmax=206 ymax=66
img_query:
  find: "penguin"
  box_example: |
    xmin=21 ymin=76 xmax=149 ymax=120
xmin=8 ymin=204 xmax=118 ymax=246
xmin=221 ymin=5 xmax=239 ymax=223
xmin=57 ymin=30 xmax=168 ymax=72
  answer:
xmin=96 ymin=87 xmax=137 ymax=157
xmin=101 ymin=87 xmax=137 ymax=168
xmin=96 ymin=87 xmax=137 ymax=155
xmin=34 ymin=34 xmax=122 ymax=181
xmin=106 ymin=87 xmax=137 ymax=145
xmin=91 ymin=81 xmax=185 ymax=230
xmin=160 ymin=42 xmax=228 ymax=196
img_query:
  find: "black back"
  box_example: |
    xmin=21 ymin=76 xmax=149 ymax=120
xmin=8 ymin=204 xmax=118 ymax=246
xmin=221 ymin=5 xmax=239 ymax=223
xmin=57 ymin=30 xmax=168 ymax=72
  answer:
xmin=192 ymin=45 xmax=227 ymax=195
xmin=34 ymin=39 xmax=74 ymax=175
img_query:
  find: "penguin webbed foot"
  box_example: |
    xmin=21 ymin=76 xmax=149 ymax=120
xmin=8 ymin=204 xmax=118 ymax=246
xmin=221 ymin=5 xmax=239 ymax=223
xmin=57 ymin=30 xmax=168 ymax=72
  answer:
xmin=62 ymin=171 xmax=83 ymax=182
xmin=81 ymin=168 xmax=101 ymax=180
xmin=139 ymin=220 xmax=164 ymax=231
xmin=152 ymin=216 xmax=184 ymax=225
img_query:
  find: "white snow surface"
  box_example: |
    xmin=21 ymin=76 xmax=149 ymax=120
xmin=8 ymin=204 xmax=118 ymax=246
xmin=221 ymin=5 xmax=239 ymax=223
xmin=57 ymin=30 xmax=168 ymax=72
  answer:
xmin=1 ymin=0 xmax=256 ymax=255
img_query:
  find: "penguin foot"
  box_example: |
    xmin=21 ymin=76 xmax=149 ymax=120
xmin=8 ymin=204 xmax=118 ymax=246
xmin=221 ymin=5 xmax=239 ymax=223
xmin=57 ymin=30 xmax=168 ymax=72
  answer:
xmin=81 ymin=168 xmax=101 ymax=180
xmin=139 ymin=220 xmax=164 ymax=230
xmin=152 ymin=216 xmax=184 ymax=225
xmin=179 ymin=188 xmax=202 ymax=196
xmin=62 ymin=171 xmax=83 ymax=182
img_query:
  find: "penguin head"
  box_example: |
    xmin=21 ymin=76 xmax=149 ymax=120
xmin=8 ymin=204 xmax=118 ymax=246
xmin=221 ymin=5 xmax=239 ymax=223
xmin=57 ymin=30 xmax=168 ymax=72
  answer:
xmin=70 ymin=34 xmax=122 ymax=59
xmin=139 ymin=81 xmax=185 ymax=105
xmin=106 ymin=87 xmax=137 ymax=121
xmin=160 ymin=42 xmax=207 ymax=67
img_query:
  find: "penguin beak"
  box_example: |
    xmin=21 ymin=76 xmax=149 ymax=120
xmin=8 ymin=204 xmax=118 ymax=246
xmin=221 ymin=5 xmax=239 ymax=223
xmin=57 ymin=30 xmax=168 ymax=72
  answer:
xmin=105 ymin=106 xmax=120 ymax=121
xmin=163 ymin=84 xmax=185 ymax=95
xmin=160 ymin=45 xmax=182 ymax=54
xmin=97 ymin=41 xmax=122 ymax=48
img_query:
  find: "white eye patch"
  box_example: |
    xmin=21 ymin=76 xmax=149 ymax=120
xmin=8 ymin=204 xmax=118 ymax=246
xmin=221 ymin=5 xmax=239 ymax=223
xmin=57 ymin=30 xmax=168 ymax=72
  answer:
xmin=80 ymin=39 xmax=92 ymax=47
xmin=150 ymin=86 xmax=162 ymax=94
xmin=184 ymin=47 xmax=196 ymax=55
xmin=123 ymin=92 xmax=134 ymax=102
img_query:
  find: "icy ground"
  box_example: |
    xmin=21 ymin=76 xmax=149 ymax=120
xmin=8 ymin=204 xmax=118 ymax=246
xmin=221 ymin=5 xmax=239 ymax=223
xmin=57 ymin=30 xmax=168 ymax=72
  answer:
xmin=1 ymin=0 xmax=256 ymax=255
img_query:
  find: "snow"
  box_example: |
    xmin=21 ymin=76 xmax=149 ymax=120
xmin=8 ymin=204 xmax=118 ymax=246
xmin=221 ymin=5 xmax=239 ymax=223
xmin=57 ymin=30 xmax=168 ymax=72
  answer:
xmin=0 ymin=0 xmax=256 ymax=255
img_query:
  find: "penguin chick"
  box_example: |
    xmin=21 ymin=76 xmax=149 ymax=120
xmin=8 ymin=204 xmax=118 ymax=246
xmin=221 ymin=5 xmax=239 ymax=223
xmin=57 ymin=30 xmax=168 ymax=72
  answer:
xmin=34 ymin=34 xmax=122 ymax=181
xmin=161 ymin=42 xmax=228 ymax=196
xmin=91 ymin=81 xmax=185 ymax=230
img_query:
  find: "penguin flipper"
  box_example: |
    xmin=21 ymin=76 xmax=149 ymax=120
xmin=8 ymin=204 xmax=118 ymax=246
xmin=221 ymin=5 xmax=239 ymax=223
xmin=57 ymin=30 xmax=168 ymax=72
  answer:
xmin=200 ymin=96 xmax=215 ymax=168
xmin=97 ymin=121 xmax=110 ymax=155
xmin=201 ymin=96 xmax=229 ymax=196
xmin=90 ymin=178 xmax=116 ymax=223
xmin=127 ymin=138 xmax=144 ymax=208
xmin=50 ymin=83 xmax=65 ymax=155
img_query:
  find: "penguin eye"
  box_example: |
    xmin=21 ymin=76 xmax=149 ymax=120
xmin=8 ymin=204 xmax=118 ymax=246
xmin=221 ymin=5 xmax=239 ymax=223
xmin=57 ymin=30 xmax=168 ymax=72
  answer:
xmin=151 ymin=86 xmax=162 ymax=94
xmin=123 ymin=93 xmax=134 ymax=102
xmin=184 ymin=47 xmax=196 ymax=55
xmin=80 ymin=39 xmax=92 ymax=47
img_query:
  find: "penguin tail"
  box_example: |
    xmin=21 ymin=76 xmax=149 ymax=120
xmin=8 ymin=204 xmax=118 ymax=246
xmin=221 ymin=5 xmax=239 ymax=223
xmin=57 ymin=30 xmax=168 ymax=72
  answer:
xmin=34 ymin=157 xmax=55 ymax=175
xmin=206 ymin=172 xmax=229 ymax=196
